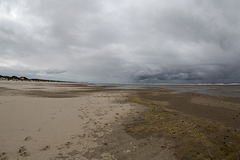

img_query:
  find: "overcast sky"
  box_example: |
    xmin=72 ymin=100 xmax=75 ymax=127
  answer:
xmin=1 ymin=0 xmax=240 ymax=83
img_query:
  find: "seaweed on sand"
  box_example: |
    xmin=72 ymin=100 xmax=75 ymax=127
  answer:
xmin=127 ymin=92 xmax=240 ymax=160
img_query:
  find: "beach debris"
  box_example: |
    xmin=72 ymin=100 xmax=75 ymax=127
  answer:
xmin=100 ymin=152 xmax=116 ymax=160
xmin=124 ymin=149 xmax=131 ymax=153
xmin=208 ymin=149 xmax=213 ymax=158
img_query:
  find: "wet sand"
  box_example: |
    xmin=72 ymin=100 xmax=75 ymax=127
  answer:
xmin=137 ymin=90 xmax=240 ymax=129
xmin=127 ymin=87 xmax=240 ymax=160
xmin=0 ymin=81 xmax=240 ymax=160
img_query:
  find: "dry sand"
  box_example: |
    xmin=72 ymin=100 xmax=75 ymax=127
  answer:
xmin=0 ymin=81 xmax=175 ymax=160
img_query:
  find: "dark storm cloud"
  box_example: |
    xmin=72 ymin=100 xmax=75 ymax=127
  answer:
xmin=135 ymin=64 xmax=240 ymax=83
xmin=0 ymin=0 xmax=240 ymax=83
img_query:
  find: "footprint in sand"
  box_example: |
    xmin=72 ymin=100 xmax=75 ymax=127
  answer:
xmin=24 ymin=136 xmax=32 ymax=141
xmin=38 ymin=127 xmax=42 ymax=132
xmin=0 ymin=152 xmax=9 ymax=160
xmin=18 ymin=146 xmax=30 ymax=157
xmin=55 ymin=153 xmax=69 ymax=159
xmin=78 ymin=115 xmax=84 ymax=119
xmin=64 ymin=142 xmax=72 ymax=149
xmin=67 ymin=150 xmax=80 ymax=156
xmin=40 ymin=146 xmax=50 ymax=151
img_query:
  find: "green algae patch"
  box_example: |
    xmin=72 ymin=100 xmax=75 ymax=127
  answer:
xmin=127 ymin=92 xmax=240 ymax=160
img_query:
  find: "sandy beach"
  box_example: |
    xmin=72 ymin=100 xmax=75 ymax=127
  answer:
xmin=1 ymin=81 xmax=240 ymax=160
xmin=0 ymin=81 xmax=174 ymax=160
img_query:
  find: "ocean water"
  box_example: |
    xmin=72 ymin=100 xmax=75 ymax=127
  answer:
xmin=158 ymin=85 xmax=240 ymax=97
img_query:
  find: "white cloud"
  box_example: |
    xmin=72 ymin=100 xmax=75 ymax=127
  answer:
xmin=0 ymin=58 xmax=28 ymax=68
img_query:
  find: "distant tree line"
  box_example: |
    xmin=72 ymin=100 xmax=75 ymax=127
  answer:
xmin=0 ymin=75 xmax=63 ymax=82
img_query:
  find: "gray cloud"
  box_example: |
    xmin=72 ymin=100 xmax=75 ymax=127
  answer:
xmin=36 ymin=69 xmax=66 ymax=76
xmin=134 ymin=64 xmax=240 ymax=83
xmin=0 ymin=0 xmax=240 ymax=83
